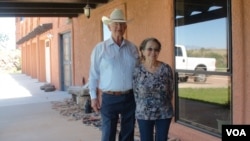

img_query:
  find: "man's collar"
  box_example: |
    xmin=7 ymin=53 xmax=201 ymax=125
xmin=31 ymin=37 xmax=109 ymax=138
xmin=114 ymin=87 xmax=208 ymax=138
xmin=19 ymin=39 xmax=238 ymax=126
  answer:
xmin=107 ymin=37 xmax=127 ymax=47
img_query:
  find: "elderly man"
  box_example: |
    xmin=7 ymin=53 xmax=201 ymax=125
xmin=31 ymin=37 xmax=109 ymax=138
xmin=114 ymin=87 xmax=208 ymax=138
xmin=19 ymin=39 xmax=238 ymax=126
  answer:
xmin=88 ymin=8 xmax=139 ymax=141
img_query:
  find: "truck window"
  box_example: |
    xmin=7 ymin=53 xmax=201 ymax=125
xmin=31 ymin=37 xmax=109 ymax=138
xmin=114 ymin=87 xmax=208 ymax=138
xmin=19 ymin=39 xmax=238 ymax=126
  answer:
xmin=175 ymin=47 xmax=182 ymax=56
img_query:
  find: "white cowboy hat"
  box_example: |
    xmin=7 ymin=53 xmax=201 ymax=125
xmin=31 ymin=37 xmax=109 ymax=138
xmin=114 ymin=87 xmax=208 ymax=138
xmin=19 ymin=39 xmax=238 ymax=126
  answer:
xmin=102 ymin=8 xmax=127 ymax=25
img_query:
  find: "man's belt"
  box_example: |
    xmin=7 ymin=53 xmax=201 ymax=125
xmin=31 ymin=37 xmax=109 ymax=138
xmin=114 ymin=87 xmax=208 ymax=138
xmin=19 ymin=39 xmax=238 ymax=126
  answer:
xmin=103 ymin=89 xmax=133 ymax=95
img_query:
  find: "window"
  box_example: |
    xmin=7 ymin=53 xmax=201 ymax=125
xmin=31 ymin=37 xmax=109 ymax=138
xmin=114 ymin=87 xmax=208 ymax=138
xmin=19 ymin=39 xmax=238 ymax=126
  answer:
xmin=175 ymin=46 xmax=183 ymax=57
xmin=102 ymin=23 xmax=110 ymax=41
xmin=175 ymin=0 xmax=231 ymax=136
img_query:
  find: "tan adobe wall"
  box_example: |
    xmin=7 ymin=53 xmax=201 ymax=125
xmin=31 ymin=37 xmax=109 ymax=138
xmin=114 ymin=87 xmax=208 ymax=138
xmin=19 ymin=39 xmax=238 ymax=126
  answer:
xmin=72 ymin=0 xmax=174 ymax=86
xmin=232 ymin=0 xmax=250 ymax=124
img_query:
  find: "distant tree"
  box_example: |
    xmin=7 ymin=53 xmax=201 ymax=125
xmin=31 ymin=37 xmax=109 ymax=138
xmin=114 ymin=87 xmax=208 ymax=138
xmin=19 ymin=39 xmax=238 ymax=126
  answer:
xmin=0 ymin=33 xmax=9 ymax=49
xmin=0 ymin=33 xmax=20 ymax=73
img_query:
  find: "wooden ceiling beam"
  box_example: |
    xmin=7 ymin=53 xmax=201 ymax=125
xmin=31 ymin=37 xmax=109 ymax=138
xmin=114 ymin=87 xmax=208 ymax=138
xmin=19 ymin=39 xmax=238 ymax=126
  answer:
xmin=0 ymin=2 xmax=85 ymax=8
xmin=176 ymin=8 xmax=227 ymax=27
xmin=0 ymin=13 xmax=79 ymax=17
xmin=0 ymin=0 xmax=109 ymax=4
xmin=0 ymin=0 xmax=108 ymax=17
xmin=0 ymin=8 xmax=84 ymax=14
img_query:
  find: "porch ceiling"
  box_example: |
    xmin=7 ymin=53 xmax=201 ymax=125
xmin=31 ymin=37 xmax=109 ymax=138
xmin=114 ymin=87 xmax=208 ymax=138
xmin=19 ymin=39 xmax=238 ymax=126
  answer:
xmin=0 ymin=0 xmax=110 ymax=17
xmin=176 ymin=0 xmax=227 ymax=26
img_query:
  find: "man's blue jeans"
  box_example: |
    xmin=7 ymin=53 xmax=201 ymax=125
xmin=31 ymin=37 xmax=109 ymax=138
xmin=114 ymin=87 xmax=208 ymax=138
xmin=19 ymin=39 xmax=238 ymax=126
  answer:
xmin=101 ymin=92 xmax=135 ymax=141
xmin=137 ymin=118 xmax=172 ymax=141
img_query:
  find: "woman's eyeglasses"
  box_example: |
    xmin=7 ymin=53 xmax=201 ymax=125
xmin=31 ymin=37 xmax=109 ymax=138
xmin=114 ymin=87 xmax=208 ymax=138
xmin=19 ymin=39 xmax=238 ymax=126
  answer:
xmin=145 ymin=48 xmax=160 ymax=52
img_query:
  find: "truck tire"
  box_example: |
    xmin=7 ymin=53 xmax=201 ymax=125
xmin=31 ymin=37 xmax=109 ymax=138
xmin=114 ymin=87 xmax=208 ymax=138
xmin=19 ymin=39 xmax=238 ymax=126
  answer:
xmin=194 ymin=68 xmax=207 ymax=83
xmin=179 ymin=76 xmax=188 ymax=82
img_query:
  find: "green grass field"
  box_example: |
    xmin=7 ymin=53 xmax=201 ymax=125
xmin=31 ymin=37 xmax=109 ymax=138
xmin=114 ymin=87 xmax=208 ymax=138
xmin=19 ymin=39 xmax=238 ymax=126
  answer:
xmin=178 ymin=88 xmax=230 ymax=106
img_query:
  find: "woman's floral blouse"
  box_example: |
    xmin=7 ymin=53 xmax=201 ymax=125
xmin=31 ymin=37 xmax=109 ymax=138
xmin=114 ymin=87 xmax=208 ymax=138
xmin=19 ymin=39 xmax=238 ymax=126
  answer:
xmin=133 ymin=62 xmax=174 ymax=120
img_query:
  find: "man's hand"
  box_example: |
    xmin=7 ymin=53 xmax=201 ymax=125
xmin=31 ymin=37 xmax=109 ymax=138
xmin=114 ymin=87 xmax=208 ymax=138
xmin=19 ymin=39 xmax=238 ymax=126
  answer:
xmin=91 ymin=98 xmax=101 ymax=113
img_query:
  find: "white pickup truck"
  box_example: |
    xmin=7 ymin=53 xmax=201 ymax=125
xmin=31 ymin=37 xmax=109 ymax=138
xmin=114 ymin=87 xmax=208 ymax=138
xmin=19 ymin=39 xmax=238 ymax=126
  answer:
xmin=175 ymin=45 xmax=216 ymax=82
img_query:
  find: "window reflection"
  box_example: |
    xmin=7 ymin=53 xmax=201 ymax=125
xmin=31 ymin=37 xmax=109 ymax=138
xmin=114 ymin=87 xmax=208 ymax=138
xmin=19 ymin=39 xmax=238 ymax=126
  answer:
xmin=175 ymin=0 xmax=231 ymax=136
xmin=178 ymin=75 xmax=231 ymax=134
xmin=175 ymin=19 xmax=228 ymax=72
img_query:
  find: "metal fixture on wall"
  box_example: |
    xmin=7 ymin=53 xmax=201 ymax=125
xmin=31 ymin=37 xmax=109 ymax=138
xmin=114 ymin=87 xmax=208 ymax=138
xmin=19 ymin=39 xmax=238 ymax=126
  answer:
xmin=84 ymin=0 xmax=91 ymax=18
xmin=47 ymin=32 xmax=53 ymax=40
xmin=66 ymin=17 xmax=72 ymax=24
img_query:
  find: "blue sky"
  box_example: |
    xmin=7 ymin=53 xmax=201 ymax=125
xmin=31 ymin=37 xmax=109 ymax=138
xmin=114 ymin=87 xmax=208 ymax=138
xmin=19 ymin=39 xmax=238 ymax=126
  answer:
xmin=175 ymin=18 xmax=227 ymax=49
xmin=0 ymin=17 xmax=16 ymax=49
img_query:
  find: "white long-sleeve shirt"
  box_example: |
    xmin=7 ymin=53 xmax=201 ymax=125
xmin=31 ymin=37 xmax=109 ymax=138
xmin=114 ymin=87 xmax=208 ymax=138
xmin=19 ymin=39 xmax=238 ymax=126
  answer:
xmin=88 ymin=38 xmax=139 ymax=99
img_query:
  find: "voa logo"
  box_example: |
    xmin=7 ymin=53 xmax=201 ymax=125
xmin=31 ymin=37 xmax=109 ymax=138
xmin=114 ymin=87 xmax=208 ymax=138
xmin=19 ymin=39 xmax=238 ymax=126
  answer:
xmin=226 ymin=129 xmax=247 ymax=136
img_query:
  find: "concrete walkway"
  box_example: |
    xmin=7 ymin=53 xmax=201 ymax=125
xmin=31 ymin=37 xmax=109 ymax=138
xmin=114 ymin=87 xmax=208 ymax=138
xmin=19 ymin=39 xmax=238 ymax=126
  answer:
xmin=0 ymin=73 xmax=102 ymax=141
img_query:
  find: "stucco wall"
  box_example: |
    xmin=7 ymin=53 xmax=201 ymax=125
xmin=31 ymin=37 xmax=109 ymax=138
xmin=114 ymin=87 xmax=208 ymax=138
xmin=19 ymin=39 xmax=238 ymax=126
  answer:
xmin=72 ymin=0 xmax=174 ymax=86
xmin=232 ymin=0 xmax=250 ymax=124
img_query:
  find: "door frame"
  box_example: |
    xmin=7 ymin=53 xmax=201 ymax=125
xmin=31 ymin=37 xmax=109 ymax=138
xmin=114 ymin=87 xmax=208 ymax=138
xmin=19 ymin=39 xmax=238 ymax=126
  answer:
xmin=59 ymin=32 xmax=72 ymax=91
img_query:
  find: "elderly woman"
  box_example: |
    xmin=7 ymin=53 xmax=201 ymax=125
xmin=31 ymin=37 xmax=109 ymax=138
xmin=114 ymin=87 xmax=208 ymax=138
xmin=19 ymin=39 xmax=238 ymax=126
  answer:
xmin=133 ymin=37 xmax=174 ymax=141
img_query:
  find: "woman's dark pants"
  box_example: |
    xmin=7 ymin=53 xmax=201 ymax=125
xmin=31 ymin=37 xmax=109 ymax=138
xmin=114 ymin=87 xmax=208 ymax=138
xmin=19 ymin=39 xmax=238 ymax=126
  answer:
xmin=137 ymin=118 xmax=172 ymax=141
